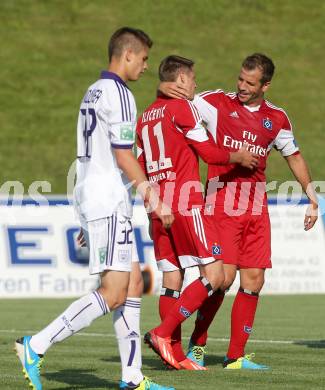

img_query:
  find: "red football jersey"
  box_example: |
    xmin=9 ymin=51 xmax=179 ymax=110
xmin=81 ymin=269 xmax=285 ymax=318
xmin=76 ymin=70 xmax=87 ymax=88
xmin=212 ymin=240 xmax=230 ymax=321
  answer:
xmin=136 ymin=95 xmax=230 ymax=214
xmin=193 ymin=90 xmax=299 ymax=213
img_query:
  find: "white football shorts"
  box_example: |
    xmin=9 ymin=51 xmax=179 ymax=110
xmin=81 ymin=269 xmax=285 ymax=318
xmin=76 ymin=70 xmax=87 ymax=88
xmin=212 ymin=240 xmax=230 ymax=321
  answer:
xmin=81 ymin=213 xmax=138 ymax=275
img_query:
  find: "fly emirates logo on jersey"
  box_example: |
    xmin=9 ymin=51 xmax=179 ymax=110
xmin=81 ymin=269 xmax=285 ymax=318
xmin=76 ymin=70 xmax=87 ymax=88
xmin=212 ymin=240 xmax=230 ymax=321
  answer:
xmin=223 ymin=130 xmax=267 ymax=157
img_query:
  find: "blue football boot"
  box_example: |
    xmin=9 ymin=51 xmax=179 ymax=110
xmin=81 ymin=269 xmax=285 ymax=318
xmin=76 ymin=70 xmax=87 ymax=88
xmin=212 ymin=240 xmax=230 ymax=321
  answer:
xmin=15 ymin=336 xmax=44 ymax=390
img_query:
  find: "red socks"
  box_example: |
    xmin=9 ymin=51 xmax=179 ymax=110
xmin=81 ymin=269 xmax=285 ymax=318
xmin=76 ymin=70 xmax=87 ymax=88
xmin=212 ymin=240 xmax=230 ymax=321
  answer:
xmin=190 ymin=289 xmax=225 ymax=346
xmin=159 ymin=289 xmax=186 ymax=362
xmin=155 ymin=277 xmax=212 ymax=338
xmin=227 ymin=288 xmax=259 ymax=359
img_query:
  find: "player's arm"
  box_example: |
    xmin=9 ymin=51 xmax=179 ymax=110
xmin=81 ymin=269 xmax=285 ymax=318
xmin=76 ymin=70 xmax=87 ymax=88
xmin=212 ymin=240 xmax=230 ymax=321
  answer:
xmin=135 ymin=131 xmax=154 ymax=238
xmin=136 ymin=129 xmax=147 ymax=175
xmin=182 ymin=104 xmax=259 ymax=169
xmin=274 ymin=115 xmax=318 ymax=230
xmin=190 ymin=137 xmax=259 ymax=168
xmin=114 ymin=148 xmax=174 ymax=228
xmin=284 ymin=152 xmax=318 ymax=230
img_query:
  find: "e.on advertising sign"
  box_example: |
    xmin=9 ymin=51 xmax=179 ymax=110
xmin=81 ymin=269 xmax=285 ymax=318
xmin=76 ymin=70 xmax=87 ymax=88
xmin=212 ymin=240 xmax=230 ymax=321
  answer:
xmin=0 ymin=197 xmax=156 ymax=298
xmin=0 ymin=196 xmax=325 ymax=298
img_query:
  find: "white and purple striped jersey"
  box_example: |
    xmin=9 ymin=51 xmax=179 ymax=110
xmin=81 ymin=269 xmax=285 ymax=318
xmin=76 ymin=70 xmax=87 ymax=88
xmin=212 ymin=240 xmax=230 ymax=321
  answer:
xmin=74 ymin=71 xmax=137 ymax=222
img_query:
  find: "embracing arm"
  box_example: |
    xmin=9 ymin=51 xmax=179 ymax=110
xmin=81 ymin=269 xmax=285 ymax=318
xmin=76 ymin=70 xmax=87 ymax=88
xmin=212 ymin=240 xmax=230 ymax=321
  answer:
xmin=188 ymin=136 xmax=259 ymax=169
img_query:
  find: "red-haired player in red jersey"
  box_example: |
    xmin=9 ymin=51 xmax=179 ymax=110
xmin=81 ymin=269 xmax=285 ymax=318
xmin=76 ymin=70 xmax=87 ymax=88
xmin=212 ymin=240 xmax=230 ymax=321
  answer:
xmin=137 ymin=55 xmax=259 ymax=370
xmin=161 ymin=53 xmax=318 ymax=369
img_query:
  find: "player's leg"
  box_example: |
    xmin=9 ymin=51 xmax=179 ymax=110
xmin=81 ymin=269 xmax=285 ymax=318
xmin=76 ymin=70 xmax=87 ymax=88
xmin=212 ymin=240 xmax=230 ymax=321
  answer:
xmin=115 ymin=232 xmax=175 ymax=390
xmin=187 ymin=208 xmax=240 ymax=366
xmin=114 ymin=260 xmax=144 ymax=387
xmin=224 ymin=213 xmax=271 ymax=370
xmin=158 ymin=270 xmax=186 ymax=364
xmin=15 ymin=269 xmax=129 ymax=390
xmin=187 ymin=264 xmax=236 ymax=366
xmin=224 ymin=267 xmax=266 ymax=368
xmin=143 ymin=216 xmax=185 ymax=369
xmin=15 ymin=216 xmax=130 ymax=390
xmin=145 ymin=209 xmax=222 ymax=369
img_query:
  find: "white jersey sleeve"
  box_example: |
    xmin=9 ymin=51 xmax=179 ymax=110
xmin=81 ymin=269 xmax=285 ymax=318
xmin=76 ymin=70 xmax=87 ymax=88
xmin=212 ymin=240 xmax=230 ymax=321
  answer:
xmin=193 ymin=93 xmax=219 ymax=142
xmin=182 ymin=100 xmax=209 ymax=143
xmin=273 ymin=130 xmax=299 ymax=156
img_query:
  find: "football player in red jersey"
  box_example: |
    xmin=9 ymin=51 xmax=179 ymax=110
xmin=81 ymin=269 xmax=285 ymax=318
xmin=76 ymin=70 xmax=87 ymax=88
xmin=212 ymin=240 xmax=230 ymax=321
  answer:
xmin=161 ymin=53 xmax=318 ymax=369
xmin=137 ymin=55 xmax=259 ymax=370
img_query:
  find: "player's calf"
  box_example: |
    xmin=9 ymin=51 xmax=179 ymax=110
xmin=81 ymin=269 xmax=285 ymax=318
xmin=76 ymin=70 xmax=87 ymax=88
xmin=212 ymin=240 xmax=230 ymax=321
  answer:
xmin=199 ymin=260 xmax=225 ymax=291
xmin=98 ymin=270 xmax=130 ymax=310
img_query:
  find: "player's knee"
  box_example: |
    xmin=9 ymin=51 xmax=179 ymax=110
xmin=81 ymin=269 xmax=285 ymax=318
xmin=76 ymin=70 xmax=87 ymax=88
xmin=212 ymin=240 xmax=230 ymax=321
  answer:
xmin=109 ymin=293 xmax=128 ymax=310
xmin=127 ymin=272 xmax=144 ymax=297
xmin=254 ymin=277 xmax=265 ymax=292
xmin=221 ymin=272 xmax=236 ymax=291
xmin=242 ymin=272 xmax=265 ymax=293
xmin=251 ymin=272 xmax=264 ymax=289
xmin=162 ymin=270 xmax=184 ymax=291
xmin=205 ymin=270 xmax=225 ymax=291
xmin=98 ymin=286 xmax=128 ymax=310
xmin=222 ymin=280 xmax=233 ymax=290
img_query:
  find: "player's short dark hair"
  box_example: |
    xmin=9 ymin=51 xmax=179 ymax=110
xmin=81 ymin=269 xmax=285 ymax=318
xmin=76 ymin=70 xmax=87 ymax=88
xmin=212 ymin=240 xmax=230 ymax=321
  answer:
xmin=108 ymin=27 xmax=153 ymax=62
xmin=242 ymin=53 xmax=275 ymax=84
xmin=159 ymin=55 xmax=194 ymax=82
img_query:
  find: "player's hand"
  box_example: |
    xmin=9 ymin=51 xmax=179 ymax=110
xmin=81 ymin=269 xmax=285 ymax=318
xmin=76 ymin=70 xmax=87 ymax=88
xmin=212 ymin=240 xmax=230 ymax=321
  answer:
xmin=238 ymin=145 xmax=259 ymax=169
xmin=155 ymin=201 xmax=175 ymax=229
xmin=159 ymin=82 xmax=189 ymax=99
xmin=77 ymin=228 xmax=87 ymax=247
xmin=304 ymin=202 xmax=318 ymax=231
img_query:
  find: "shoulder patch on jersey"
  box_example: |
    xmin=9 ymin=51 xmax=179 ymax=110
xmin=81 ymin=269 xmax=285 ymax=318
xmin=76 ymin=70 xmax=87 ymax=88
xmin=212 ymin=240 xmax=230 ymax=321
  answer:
xmin=120 ymin=124 xmax=135 ymax=141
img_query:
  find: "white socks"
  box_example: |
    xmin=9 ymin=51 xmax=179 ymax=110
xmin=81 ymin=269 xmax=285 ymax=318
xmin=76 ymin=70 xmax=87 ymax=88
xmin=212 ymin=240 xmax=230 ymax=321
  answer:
xmin=30 ymin=291 xmax=109 ymax=355
xmin=29 ymin=293 xmax=143 ymax=385
xmin=113 ymin=297 xmax=143 ymax=385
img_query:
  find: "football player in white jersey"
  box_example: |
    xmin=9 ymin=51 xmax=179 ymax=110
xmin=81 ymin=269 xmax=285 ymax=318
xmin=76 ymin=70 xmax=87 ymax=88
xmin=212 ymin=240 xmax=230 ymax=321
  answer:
xmin=15 ymin=27 xmax=174 ymax=390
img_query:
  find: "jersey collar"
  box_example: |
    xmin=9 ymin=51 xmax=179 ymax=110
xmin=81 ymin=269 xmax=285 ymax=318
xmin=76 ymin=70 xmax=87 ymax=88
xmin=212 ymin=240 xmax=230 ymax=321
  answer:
xmin=235 ymin=95 xmax=267 ymax=112
xmin=100 ymin=71 xmax=129 ymax=89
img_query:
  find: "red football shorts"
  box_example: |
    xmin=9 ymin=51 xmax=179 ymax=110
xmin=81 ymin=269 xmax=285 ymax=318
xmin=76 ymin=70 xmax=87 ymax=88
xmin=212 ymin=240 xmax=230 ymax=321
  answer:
xmin=213 ymin=206 xmax=272 ymax=269
xmin=152 ymin=208 xmax=222 ymax=272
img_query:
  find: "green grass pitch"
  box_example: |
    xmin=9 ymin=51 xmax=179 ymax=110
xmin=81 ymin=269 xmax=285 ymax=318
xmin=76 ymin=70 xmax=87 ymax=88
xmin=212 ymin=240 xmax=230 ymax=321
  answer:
xmin=1 ymin=295 xmax=325 ymax=389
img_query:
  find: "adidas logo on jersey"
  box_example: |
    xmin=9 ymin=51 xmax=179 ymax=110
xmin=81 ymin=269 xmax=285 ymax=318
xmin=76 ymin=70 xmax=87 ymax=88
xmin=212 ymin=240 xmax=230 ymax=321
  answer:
xmin=126 ymin=331 xmax=139 ymax=339
xmin=229 ymin=111 xmax=239 ymax=118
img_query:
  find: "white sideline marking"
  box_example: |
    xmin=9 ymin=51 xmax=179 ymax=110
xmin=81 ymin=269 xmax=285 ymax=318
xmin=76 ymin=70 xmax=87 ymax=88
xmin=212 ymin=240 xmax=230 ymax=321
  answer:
xmin=0 ymin=329 xmax=300 ymax=345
